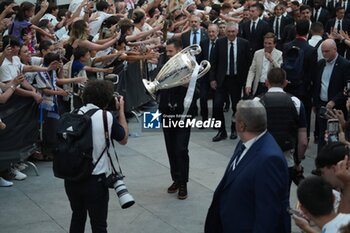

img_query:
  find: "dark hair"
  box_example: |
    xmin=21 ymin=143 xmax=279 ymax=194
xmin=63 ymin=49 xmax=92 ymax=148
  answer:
xmin=221 ymin=2 xmax=232 ymax=10
xmin=46 ymin=3 xmax=58 ymax=14
xmin=296 ymin=19 xmax=310 ymax=36
xmin=300 ymin=5 xmax=312 ymax=13
xmin=315 ymin=142 xmax=346 ymax=169
xmin=336 ymin=6 xmax=346 ymax=12
xmin=166 ymin=38 xmax=182 ymax=49
xmin=96 ymin=0 xmax=110 ymax=11
xmin=267 ymin=68 xmax=286 ymax=85
xmin=0 ymin=0 xmax=14 ymax=13
xmin=291 ymin=1 xmax=300 ymax=7
xmin=2 ymin=35 xmax=20 ymax=50
xmin=119 ymin=18 xmax=134 ymax=35
xmin=82 ymin=80 xmax=114 ymax=109
xmin=297 ymin=176 xmax=334 ymax=217
xmin=101 ymin=16 xmax=120 ymax=28
xmin=39 ymin=40 xmax=53 ymax=54
xmin=73 ymin=46 xmax=89 ymax=60
xmin=310 ymin=22 xmax=324 ymax=34
xmin=132 ymin=10 xmax=145 ymax=24
xmin=250 ymin=3 xmax=264 ymax=15
xmin=16 ymin=1 xmax=35 ymax=21
xmin=264 ymin=32 xmax=277 ymax=44
xmin=36 ymin=19 xmax=50 ymax=43
xmin=148 ymin=7 xmax=157 ymax=18
xmin=57 ymin=8 xmax=67 ymax=21
xmin=43 ymin=52 xmax=60 ymax=66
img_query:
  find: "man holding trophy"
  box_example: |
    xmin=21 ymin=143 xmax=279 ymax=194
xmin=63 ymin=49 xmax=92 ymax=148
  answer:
xmin=143 ymin=37 xmax=210 ymax=200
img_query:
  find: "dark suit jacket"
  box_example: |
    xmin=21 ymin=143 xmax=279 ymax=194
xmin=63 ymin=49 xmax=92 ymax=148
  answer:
xmin=268 ymin=16 xmax=292 ymax=40
xmin=198 ymin=38 xmax=216 ymax=79
xmin=181 ymin=28 xmax=208 ymax=48
xmin=312 ymin=7 xmax=330 ymax=27
xmin=325 ymin=17 xmax=350 ymax=33
xmin=283 ymin=38 xmax=318 ymax=97
xmin=313 ymin=55 xmax=350 ymax=108
xmin=239 ymin=19 xmax=273 ymax=54
xmin=325 ymin=18 xmax=350 ymax=56
xmin=205 ymin=132 xmax=291 ymax=233
xmin=209 ymin=37 xmax=251 ymax=87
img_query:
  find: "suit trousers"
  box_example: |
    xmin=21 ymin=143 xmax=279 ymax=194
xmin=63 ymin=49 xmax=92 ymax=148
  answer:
xmin=213 ymin=76 xmax=242 ymax=132
xmin=64 ymin=175 xmax=109 ymax=233
xmin=199 ymin=75 xmax=212 ymax=120
xmin=163 ymin=125 xmax=191 ymax=183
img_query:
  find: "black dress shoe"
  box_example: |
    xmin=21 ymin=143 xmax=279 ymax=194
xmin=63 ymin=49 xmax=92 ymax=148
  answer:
xmin=230 ymin=131 xmax=238 ymax=140
xmin=178 ymin=183 xmax=188 ymax=200
xmin=212 ymin=131 xmax=228 ymax=142
xmin=167 ymin=182 xmax=179 ymax=193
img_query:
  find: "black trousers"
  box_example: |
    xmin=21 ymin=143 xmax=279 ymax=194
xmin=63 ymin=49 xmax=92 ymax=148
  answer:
xmin=163 ymin=125 xmax=191 ymax=183
xmin=199 ymin=76 xmax=212 ymax=121
xmin=213 ymin=76 xmax=242 ymax=132
xmin=64 ymin=175 xmax=109 ymax=233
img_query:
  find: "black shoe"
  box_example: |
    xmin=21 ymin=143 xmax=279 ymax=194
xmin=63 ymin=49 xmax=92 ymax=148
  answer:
xmin=178 ymin=184 xmax=188 ymax=200
xmin=212 ymin=131 xmax=227 ymax=142
xmin=167 ymin=182 xmax=178 ymax=193
xmin=230 ymin=131 xmax=238 ymax=140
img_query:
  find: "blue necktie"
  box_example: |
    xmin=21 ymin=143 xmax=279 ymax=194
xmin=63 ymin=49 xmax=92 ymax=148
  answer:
xmin=192 ymin=31 xmax=198 ymax=45
xmin=230 ymin=143 xmax=246 ymax=171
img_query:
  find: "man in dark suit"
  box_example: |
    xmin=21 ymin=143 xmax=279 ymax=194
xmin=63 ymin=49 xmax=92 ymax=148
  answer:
xmin=210 ymin=22 xmax=251 ymax=141
xmin=283 ymin=19 xmax=318 ymax=140
xmin=181 ymin=14 xmax=208 ymax=48
xmin=269 ymin=4 xmax=293 ymax=50
xmin=313 ymin=39 xmax=350 ymax=152
xmin=239 ymin=4 xmax=273 ymax=55
xmin=325 ymin=6 xmax=350 ymax=56
xmin=158 ymin=38 xmax=198 ymax=200
xmin=282 ymin=5 xmax=312 ymax=43
xmin=336 ymin=0 xmax=350 ymax=18
xmin=312 ymin=0 xmax=330 ymax=27
xmin=198 ymin=24 xmax=218 ymax=122
xmin=205 ymin=100 xmax=291 ymax=233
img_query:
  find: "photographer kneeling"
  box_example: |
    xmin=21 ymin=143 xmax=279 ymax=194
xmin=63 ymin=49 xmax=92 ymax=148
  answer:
xmin=64 ymin=80 xmax=128 ymax=233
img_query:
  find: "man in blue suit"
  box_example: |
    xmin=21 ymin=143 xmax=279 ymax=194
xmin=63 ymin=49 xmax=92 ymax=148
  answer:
xmin=205 ymin=100 xmax=291 ymax=233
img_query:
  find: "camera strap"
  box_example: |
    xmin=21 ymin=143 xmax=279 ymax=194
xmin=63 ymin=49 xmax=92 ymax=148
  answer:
xmin=102 ymin=110 xmax=124 ymax=176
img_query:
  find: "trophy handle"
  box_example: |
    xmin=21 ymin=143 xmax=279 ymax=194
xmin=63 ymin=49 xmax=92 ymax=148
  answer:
xmin=197 ymin=60 xmax=211 ymax=79
xmin=181 ymin=45 xmax=202 ymax=56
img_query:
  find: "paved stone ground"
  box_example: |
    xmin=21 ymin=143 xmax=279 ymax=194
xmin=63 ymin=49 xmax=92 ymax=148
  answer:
xmin=0 ymin=109 xmax=318 ymax=233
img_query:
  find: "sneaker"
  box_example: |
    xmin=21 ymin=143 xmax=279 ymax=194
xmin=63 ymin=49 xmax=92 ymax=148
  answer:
xmin=167 ymin=182 xmax=179 ymax=193
xmin=178 ymin=184 xmax=188 ymax=200
xmin=0 ymin=177 xmax=13 ymax=187
xmin=14 ymin=162 xmax=28 ymax=171
xmin=8 ymin=168 xmax=27 ymax=180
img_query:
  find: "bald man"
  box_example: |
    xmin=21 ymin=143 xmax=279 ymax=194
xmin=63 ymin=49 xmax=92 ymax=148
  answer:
xmin=313 ymin=39 xmax=350 ymax=151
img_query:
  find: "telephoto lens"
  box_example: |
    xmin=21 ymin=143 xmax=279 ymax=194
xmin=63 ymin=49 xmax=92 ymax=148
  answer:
xmin=113 ymin=174 xmax=135 ymax=209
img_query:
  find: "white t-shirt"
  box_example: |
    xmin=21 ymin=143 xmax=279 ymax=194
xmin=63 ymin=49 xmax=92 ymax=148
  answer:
xmin=78 ymin=104 xmax=115 ymax=175
xmin=322 ymin=213 xmax=350 ymax=233
xmin=24 ymin=57 xmax=42 ymax=84
xmin=0 ymin=56 xmax=24 ymax=82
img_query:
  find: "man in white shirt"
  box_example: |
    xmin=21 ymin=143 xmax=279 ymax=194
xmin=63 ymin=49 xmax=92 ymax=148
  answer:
xmin=295 ymin=176 xmax=350 ymax=233
xmin=89 ymin=1 xmax=114 ymax=36
xmin=308 ymin=22 xmax=324 ymax=61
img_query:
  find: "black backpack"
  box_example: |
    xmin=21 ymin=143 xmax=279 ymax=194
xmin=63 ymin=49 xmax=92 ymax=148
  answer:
xmin=53 ymin=108 xmax=106 ymax=181
xmin=260 ymin=92 xmax=299 ymax=151
xmin=281 ymin=46 xmax=304 ymax=87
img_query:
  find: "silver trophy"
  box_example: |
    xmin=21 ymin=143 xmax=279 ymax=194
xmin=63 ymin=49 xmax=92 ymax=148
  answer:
xmin=143 ymin=45 xmax=211 ymax=99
